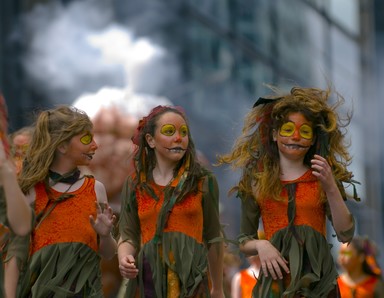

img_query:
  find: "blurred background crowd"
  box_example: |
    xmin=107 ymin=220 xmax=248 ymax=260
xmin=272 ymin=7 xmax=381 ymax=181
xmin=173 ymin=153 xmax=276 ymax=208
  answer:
xmin=1 ymin=0 xmax=384 ymax=297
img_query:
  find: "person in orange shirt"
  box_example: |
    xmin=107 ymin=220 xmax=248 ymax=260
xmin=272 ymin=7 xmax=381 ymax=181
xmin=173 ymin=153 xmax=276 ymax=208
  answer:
xmin=17 ymin=105 xmax=117 ymax=297
xmin=117 ymin=105 xmax=224 ymax=298
xmin=231 ymin=231 xmax=264 ymax=298
xmin=337 ymin=235 xmax=384 ymax=298
xmin=231 ymin=255 xmax=260 ymax=298
xmin=218 ymin=86 xmax=358 ymax=297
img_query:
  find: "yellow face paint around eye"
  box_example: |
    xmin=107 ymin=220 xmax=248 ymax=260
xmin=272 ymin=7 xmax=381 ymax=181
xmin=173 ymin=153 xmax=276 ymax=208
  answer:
xmin=279 ymin=122 xmax=313 ymax=140
xmin=299 ymin=124 xmax=313 ymax=139
xmin=80 ymin=133 xmax=93 ymax=145
xmin=160 ymin=124 xmax=189 ymax=137
xmin=279 ymin=122 xmax=295 ymax=137
xmin=179 ymin=125 xmax=188 ymax=137
xmin=160 ymin=124 xmax=176 ymax=136
xmin=340 ymin=251 xmax=353 ymax=257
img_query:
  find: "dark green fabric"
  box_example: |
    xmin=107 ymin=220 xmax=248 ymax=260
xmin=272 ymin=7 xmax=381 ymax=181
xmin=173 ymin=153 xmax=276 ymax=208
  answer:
xmin=253 ymin=226 xmax=338 ymax=298
xmin=19 ymin=242 xmax=103 ymax=298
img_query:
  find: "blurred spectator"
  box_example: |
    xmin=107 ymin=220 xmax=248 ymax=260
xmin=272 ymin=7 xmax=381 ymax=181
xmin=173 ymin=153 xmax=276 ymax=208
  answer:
xmin=337 ymin=235 xmax=384 ymax=297
xmin=223 ymin=248 xmax=241 ymax=297
xmin=231 ymin=230 xmax=264 ymax=298
xmin=9 ymin=126 xmax=34 ymax=175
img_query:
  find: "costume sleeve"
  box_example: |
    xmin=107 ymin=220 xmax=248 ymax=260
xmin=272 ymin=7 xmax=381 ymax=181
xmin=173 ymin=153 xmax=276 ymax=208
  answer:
xmin=202 ymin=174 xmax=222 ymax=244
xmin=238 ymin=194 xmax=261 ymax=245
xmin=325 ymin=201 xmax=355 ymax=243
xmin=118 ymin=178 xmax=141 ymax=251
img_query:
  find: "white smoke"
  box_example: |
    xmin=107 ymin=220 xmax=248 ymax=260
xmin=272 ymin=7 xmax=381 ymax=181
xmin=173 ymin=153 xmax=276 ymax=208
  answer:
xmin=21 ymin=0 xmax=180 ymax=104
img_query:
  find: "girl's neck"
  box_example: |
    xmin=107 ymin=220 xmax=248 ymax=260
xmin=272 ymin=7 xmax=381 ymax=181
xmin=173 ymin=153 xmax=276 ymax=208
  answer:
xmin=152 ymin=164 xmax=176 ymax=186
xmin=279 ymin=157 xmax=309 ymax=181
xmin=50 ymin=159 xmax=77 ymax=175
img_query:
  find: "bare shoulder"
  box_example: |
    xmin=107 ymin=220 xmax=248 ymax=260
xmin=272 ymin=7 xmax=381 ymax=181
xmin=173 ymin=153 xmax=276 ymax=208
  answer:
xmin=94 ymin=180 xmax=107 ymax=203
xmin=26 ymin=187 xmax=36 ymax=205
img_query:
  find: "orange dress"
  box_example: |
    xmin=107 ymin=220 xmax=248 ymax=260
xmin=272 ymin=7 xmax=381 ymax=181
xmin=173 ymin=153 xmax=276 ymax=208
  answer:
xmin=20 ymin=177 xmax=103 ymax=297
xmin=119 ymin=173 xmax=222 ymax=298
xmin=239 ymin=170 xmax=354 ymax=297
xmin=337 ymin=276 xmax=384 ymax=298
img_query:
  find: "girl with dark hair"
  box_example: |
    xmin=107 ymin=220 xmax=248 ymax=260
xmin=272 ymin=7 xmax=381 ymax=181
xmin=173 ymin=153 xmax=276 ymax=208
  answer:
xmin=218 ymin=86 xmax=359 ymax=297
xmin=18 ymin=105 xmax=116 ymax=297
xmin=338 ymin=235 xmax=384 ymax=297
xmin=118 ymin=105 xmax=224 ymax=297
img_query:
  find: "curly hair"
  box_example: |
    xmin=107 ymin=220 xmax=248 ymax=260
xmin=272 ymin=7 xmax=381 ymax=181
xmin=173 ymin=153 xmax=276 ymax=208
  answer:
xmin=132 ymin=105 xmax=207 ymax=199
xmin=19 ymin=105 xmax=93 ymax=193
xmin=218 ymin=86 xmax=354 ymax=202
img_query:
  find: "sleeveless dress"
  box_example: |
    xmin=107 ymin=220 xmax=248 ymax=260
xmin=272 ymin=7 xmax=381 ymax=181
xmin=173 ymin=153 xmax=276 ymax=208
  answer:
xmin=239 ymin=170 xmax=355 ymax=298
xmin=20 ymin=177 xmax=104 ymax=297
xmin=119 ymin=173 xmax=222 ymax=298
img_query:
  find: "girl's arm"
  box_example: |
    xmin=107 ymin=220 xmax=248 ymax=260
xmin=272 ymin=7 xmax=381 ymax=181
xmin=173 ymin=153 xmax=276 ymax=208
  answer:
xmin=311 ymin=154 xmax=354 ymax=242
xmin=117 ymin=177 xmax=140 ymax=279
xmin=207 ymin=241 xmax=224 ymax=298
xmin=0 ymin=142 xmax=32 ymax=236
xmin=92 ymin=180 xmax=117 ymax=260
xmin=238 ymin=193 xmax=289 ymax=280
xmin=202 ymin=174 xmax=224 ymax=297
xmin=117 ymin=238 xmax=139 ymax=279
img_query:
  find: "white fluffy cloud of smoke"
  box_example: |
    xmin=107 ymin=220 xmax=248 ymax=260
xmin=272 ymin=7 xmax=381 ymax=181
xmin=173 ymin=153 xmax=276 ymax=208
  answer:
xmin=21 ymin=0 xmax=180 ymax=108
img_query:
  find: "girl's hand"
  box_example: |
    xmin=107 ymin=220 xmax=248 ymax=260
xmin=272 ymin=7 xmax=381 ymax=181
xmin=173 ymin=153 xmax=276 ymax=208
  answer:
xmin=255 ymin=240 xmax=289 ymax=280
xmin=119 ymin=255 xmax=139 ymax=279
xmin=89 ymin=201 xmax=116 ymax=237
xmin=311 ymin=154 xmax=337 ymax=191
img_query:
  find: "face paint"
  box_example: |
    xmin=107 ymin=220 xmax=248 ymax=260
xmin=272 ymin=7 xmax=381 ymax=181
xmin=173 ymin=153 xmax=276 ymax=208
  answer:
xmin=339 ymin=251 xmax=353 ymax=257
xmin=160 ymin=124 xmax=188 ymax=137
xmin=279 ymin=122 xmax=313 ymax=140
xmin=80 ymin=133 xmax=93 ymax=145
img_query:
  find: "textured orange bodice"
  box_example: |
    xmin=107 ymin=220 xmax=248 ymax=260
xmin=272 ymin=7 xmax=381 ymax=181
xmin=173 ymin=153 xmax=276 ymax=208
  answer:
xmin=259 ymin=170 xmax=326 ymax=240
xmin=31 ymin=178 xmax=98 ymax=254
xmin=136 ymin=182 xmax=203 ymax=245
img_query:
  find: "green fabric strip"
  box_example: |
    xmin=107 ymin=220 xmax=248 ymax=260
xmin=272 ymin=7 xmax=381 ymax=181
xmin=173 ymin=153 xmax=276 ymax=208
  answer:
xmin=19 ymin=242 xmax=103 ymax=298
xmin=253 ymin=225 xmax=338 ymax=298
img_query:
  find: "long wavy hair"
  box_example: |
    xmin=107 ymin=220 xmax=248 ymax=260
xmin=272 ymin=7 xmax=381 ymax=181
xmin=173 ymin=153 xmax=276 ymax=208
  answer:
xmin=19 ymin=105 xmax=93 ymax=194
xmin=132 ymin=105 xmax=207 ymax=199
xmin=218 ymin=86 xmax=354 ymax=202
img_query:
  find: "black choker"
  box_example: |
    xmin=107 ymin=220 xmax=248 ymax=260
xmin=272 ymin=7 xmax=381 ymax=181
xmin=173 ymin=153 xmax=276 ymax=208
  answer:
xmin=48 ymin=168 xmax=81 ymax=184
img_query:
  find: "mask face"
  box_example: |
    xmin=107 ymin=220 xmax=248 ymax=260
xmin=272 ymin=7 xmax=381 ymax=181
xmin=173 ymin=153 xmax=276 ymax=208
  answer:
xmin=160 ymin=124 xmax=188 ymax=137
xmin=279 ymin=122 xmax=313 ymax=140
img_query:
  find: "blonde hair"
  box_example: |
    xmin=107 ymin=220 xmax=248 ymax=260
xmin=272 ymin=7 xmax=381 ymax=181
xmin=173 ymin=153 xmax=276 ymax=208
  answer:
xmin=19 ymin=105 xmax=93 ymax=193
xmin=218 ymin=86 xmax=353 ymax=202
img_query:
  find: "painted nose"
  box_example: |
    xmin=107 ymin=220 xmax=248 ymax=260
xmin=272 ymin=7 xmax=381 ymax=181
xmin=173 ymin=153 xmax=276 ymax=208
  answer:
xmin=292 ymin=129 xmax=301 ymax=140
xmin=174 ymin=134 xmax=182 ymax=143
xmin=90 ymin=139 xmax=98 ymax=150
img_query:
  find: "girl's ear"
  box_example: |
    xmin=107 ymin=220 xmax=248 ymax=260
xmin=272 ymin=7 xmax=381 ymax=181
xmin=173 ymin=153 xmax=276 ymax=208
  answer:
xmin=145 ymin=133 xmax=155 ymax=148
xmin=57 ymin=142 xmax=68 ymax=154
